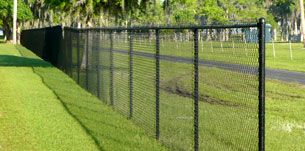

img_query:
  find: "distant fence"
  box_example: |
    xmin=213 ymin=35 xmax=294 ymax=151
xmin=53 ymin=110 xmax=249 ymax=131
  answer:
xmin=21 ymin=19 xmax=266 ymax=151
xmin=20 ymin=26 xmax=62 ymax=65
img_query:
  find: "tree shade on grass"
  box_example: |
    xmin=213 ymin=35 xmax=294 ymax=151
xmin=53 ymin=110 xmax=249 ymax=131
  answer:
xmin=0 ymin=44 xmax=166 ymax=151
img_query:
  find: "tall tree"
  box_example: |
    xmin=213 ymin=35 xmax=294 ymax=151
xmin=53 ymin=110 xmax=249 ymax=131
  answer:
xmin=164 ymin=0 xmax=171 ymax=25
xmin=0 ymin=0 xmax=32 ymax=40
xmin=269 ymin=0 xmax=296 ymax=41
xmin=199 ymin=0 xmax=227 ymax=24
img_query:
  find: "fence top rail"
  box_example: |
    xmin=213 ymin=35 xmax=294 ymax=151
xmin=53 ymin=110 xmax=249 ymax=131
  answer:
xmin=22 ymin=25 xmax=62 ymax=31
xmin=63 ymin=23 xmax=258 ymax=31
xmin=22 ymin=23 xmax=259 ymax=32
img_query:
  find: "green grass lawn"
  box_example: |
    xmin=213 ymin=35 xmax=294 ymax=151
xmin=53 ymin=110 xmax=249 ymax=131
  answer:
xmin=158 ymin=61 xmax=305 ymax=150
xmin=266 ymin=42 xmax=305 ymax=72
xmin=0 ymin=44 xmax=166 ymax=151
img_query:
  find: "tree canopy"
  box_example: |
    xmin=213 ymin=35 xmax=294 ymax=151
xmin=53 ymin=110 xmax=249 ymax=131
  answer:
xmin=22 ymin=0 xmax=276 ymax=27
xmin=0 ymin=0 xmax=32 ymax=39
xmin=1 ymin=0 xmax=305 ymax=41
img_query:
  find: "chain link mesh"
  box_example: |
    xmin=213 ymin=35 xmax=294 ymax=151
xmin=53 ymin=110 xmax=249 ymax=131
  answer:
xmin=198 ymin=28 xmax=259 ymax=150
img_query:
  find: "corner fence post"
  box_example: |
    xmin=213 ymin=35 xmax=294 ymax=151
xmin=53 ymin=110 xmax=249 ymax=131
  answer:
xmin=110 ymin=31 xmax=114 ymax=105
xmin=258 ymin=18 xmax=266 ymax=151
xmin=193 ymin=28 xmax=199 ymax=151
xmin=77 ymin=30 xmax=80 ymax=84
xmin=155 ymin=29 xmax=160 ymax=140
xmin=86 ymin=30 xmax=89 ymax=90
xmin=129 ymin=30 xmax=134 ymax=119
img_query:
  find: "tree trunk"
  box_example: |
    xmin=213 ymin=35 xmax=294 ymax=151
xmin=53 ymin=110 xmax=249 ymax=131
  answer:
xmin=3 ymin=18 xmax=12 ymax=41
xmin=294 ymin=19 xmax=298 ymax=35
xmin=300 ymin=0 xmax=305 ymax=47
xmin=165 ymin=0 xmax=171 ymax=25
xmin=273 ymin=29 xmax=277 ymax=41
xmin=280 ymin=21 xmax=283 ymax=41
xmin=285 ymin=18 xmax=289 ymax=41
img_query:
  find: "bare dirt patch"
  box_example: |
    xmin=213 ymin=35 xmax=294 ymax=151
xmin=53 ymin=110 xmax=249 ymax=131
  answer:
xmin=161 ymin=76 xmax=241 ymax=108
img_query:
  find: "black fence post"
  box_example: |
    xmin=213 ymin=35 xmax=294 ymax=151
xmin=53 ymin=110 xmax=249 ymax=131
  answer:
xmin=65 ymin=30 xmax=69 ymax=74
xmin=86 ymin=30 xmax=89 ymax=90
xmin=129 ymin=30 xmax=134 ymax=119
xmin=69 ymin=31 xmax=73 ymax=77
xmin=110 ymin=31 xmax=114 ymax=105
xmin=67 ymin=30 xmax=69 ymax=75
xmin=155 ymin=29 xmax=160 ymax=140
xmin=193 ymin=28 xmax=199 ymax=151
xmin=77 ymin=30 xmax=80 ymax=84
xmin=97 ymin=30 xmax=101 ymax=99
xmin=258 ymin=18 xmax=265 ymax=151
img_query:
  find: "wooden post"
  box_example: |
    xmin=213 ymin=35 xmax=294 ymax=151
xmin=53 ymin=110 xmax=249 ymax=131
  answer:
xmin=289 ymin=40 xmax=293 ymax=60
xmin=272 ymin=41 xmax=276 ymax=58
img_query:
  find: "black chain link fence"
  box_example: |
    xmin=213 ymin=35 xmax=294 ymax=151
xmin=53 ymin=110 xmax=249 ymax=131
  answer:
xmin=20 ymin=19 xmax=265 ymax=151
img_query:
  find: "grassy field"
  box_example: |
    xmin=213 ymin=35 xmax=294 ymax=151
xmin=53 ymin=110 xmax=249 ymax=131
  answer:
xmin=0 ymin=44 xmax=166 ymax=151
xmin=266 ymin=42 xmax=305 ymax=72
xmin=112 ymin=34 xmax=305 ymax=73
xmin=63 ymin=32 xmax=305 ymax=151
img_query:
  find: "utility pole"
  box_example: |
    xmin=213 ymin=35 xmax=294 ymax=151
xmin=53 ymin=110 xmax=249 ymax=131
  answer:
xmin=300 ymin=0 xmax=305 ymax=47
xmin=13 ymin=0 xmax=17 ymax=44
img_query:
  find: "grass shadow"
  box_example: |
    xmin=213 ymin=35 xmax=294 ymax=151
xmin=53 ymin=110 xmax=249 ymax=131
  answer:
xmin=13 ymin=45 xmax=166 ymax=151
xmin=0 ymin=55 xmax=51 ymax=67
xmin=31 ymin=66 xmax=165 ymax=151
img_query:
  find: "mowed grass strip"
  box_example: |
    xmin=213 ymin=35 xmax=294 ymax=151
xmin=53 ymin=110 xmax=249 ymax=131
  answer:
xmin=0 ymin=44 xmax=166 ymax=151
xmin=0 ymin=44 xmax=98 ymax=150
